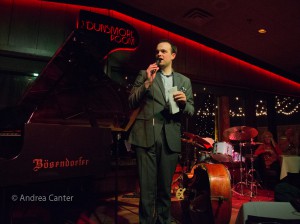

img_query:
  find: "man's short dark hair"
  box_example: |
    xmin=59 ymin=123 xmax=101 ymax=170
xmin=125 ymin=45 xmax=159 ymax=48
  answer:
xmin=158 ymin=39 xmax=177 ymax=54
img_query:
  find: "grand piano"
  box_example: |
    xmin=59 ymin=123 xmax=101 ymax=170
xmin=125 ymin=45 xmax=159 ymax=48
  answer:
xmin=0 ymin=26 xmax=137 ymax=187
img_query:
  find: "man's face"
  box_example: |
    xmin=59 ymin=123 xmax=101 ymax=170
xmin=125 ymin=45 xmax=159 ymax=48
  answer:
xmin=155 ymin=42 xmax=176 ymax=68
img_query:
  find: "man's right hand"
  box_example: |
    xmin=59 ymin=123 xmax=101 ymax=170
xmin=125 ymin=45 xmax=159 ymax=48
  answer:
xmin=145 ymin=63 xmax=159 ymax=88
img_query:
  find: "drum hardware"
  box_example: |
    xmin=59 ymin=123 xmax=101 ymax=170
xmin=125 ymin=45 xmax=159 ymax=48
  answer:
xmin=181 ymin=133 xmax=214 ymax=171
xmin=232 ymin=139 xmax=262 ymax=199
xmin=240 ymin=142 xmax=263 ymax=146
xmin=246 ymin=169 xmax=258 ymax=196
xmin=191 ymin=146 xmax=199 ymax=169
xmin=173 ymin=136 xmax=205 ymax=195
xmin=246 ymin=143 xmax=263 ymax=199
xmin=223 ymin=126 xmax=259 ymax=196
xmin=246 ymin=144 xmax=257 ymax=199
xmin=232 ymin=141 xmax=247 ymax=196
xmin=181 ymin=137 xmax=194 ymax=172
xmin=198 ymin=151 xmax=212 ymax=163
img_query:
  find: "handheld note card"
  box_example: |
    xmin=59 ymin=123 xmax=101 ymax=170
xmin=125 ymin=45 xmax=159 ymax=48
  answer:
xmin=168 ymin=86 xmax=179 ymax=114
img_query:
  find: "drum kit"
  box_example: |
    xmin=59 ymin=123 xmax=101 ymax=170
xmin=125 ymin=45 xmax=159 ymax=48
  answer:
xmin=177 ymin=126 xmax=262 ymax=200
xmin=180 ymin=132 xmax=214 ymax=170
xmin=223 ymin=126 xmax=262 ymax=198
xmin=173 ymin=126 xmax=262 ymax=223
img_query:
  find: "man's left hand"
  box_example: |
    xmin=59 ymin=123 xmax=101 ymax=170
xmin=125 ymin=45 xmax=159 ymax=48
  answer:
xmin=173 ymin=91 xmax=186 ymax=105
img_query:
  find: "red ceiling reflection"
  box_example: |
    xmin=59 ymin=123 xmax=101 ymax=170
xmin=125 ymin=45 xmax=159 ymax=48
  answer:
xmin=4 ymin=0 xmax=300 ymax=91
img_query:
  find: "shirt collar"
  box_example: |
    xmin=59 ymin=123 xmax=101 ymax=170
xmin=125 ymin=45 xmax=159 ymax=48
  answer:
xmin=159 ymin=70 xmax=173 ymax=77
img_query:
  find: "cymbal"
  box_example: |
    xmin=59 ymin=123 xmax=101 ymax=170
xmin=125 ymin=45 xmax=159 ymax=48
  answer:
xmin=182 ymin=132 xmax=196 ymax=140
xmin=181 ymin=138 xmax=194 ymax=143
xmin=223 ymin=126 xmax=258 ymax=141
xmin=194 ymin=135 xmax=213 ymax=149
xmin=181 ymin=138 xmax=206 ymax=149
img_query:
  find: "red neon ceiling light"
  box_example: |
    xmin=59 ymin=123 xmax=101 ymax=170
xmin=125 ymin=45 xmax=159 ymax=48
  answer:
xmin=7 ymin=0 xmax=300 ymax=90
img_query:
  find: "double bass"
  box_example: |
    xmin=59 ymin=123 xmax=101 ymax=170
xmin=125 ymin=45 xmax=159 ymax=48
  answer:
xmin=177 ymin=163 xmax=232 ymax=224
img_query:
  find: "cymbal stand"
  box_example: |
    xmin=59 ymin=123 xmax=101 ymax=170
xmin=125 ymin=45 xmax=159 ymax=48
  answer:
xmin=248 ymin=149 xmax=256 ymax=200
xmin=232 ymin=142 xmax=247 ymax=196
xmin=183 ymin=142 xmax=192 ymax=173
xmin=247 ymin=143 xmax=261 ymax=200
xmin=192 ymin=146 xmax=198 ymax=167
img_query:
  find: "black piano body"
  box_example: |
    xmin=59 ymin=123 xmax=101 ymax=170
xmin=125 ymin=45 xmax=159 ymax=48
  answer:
xmin=0 ymin=29 xmax=134 ymax=187
xmin=0 ymin=123 xmax=113 ymax=187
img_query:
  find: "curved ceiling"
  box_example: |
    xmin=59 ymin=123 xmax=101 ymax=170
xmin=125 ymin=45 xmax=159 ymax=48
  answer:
xmin=113 ymin=0 xmax=300 ymax=84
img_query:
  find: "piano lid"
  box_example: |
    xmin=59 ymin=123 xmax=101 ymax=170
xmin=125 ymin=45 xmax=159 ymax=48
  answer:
xmin=0 ymin=12 xmax=140 ymax=161
xmin=1 ymin=11 xmax=140 ymax=132
xmin=19 ymin=30 xmax=135 ymax=130
xmin=0 ymin=31 xmax=137 ymax=136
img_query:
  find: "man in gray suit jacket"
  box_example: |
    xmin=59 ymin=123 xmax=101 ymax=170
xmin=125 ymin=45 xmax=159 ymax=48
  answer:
xmin=128 ymin=40 xmax=194 ymax=224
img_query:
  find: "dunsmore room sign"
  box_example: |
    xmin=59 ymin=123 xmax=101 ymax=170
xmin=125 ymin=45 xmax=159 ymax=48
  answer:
xmin=78 ymin=10 xmax=139 ymax=56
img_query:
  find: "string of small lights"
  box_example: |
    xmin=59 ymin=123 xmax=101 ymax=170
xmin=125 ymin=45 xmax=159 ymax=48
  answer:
xmin=230 ymin=96 xmax=300 ymax=117
xmin=193 ymin=94 xmax=300 ymax=138
xmin=195 ymin=94 xmax=216 ymax=137
xmin=275 ymin=96 xmax=300 ymax=116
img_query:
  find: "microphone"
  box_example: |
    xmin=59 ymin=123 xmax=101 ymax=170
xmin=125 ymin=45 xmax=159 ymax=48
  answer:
xmin=151 ymin=58 xmax=161 ymax=74
xmin=156 ymin=58 xmax=162 ymax=65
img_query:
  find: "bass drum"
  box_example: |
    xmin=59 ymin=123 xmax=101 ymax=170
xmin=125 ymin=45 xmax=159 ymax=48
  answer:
xmin=180 ymin=163 xmax=232 ymax=224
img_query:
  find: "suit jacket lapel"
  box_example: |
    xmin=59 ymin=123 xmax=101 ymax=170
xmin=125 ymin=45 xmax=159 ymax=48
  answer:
xmin=173 ymin=72 xmax=180 ymax=91
xmin=155 ymin=72 xmax=167 ymax=103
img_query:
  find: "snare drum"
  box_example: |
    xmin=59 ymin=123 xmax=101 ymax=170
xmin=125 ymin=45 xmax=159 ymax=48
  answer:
xmin=212 ymin=142 xmax=233 ymax=162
